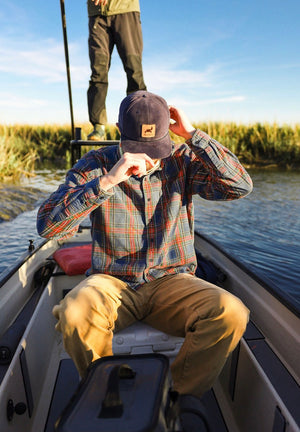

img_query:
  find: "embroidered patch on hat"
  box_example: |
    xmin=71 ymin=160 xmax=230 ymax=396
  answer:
xmin=141 ymin=124 xmax=156 ymax=138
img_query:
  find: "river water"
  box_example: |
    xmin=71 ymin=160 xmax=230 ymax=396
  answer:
xmin=0 ymin=168 xmax=299 ymax=314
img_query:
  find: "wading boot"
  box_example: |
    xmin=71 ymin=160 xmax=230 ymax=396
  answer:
xmin=87 ymin=124 xmax=105 ymax=140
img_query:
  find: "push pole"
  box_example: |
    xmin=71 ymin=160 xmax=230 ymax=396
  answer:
xmin=59 ymin=0 xmax=75 ymax=140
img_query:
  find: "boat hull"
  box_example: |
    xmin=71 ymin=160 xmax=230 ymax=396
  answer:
xmin=0 ymin=228 xmax=299 ymax=431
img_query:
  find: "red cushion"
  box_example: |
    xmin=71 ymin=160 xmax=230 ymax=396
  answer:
xmin=53 ymin=244 xmax=92 ymax=275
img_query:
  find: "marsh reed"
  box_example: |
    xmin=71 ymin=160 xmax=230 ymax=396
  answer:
xmin=0 ymin=122 xmax=299 ymax=181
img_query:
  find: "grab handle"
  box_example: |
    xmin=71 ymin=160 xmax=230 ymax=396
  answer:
xmin=98 ymin=363 xmax=136 ymax=418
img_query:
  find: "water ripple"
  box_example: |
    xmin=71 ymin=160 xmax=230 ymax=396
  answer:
xmin=194 ymin=169 xmax=300 ymax=311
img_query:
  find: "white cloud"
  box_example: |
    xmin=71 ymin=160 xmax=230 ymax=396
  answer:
xmin=145 ymin=66 xmax=215 ymax=91
xmin=0 ymin=93 xmax=47 ymax=108
xmin=0 ymin=37 xmax=89 ymax=84
xmin=143 ymin=55 xmax=219 ymax=91
xmin=169 ymin=95 xmax=246 ymax=107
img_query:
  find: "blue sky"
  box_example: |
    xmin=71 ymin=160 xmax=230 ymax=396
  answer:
xmin=0 ymin=0 xmax=299 ymax=126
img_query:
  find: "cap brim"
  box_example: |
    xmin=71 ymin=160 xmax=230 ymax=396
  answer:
xmin=121 ymin=134 xmax=172 ymax=159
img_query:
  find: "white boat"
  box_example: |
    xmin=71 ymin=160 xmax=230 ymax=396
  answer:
xmin=0 ymin=220 xmax=299 ymax=432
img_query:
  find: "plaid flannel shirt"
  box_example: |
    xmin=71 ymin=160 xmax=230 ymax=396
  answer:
xmin=37 ymin=130 xmax=252 ymax=289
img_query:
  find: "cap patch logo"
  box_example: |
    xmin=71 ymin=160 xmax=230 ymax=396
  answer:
xmin=141 ymin=124 xmax=156 ymax=138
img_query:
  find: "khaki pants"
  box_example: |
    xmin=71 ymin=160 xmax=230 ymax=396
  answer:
xmin=53 ymin=273 xmax=249 ymax=397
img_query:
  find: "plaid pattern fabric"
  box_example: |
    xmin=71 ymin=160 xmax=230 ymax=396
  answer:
xmin=37 ymin=130 xmax=252 ymax=289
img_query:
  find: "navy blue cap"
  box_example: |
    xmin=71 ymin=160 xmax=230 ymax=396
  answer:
xmin=118 ymin=91 xmax=172 ymax=159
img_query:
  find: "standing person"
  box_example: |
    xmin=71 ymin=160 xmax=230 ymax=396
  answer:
xmin=87 ymin=0 xmax=147 ymax=140
xmin=37 ymin=91 xmax=252 ymax=431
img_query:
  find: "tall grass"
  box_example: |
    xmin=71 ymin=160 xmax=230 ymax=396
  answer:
xmin=0 ymin=122 xmax=299 ymax=181
xmin=191 ymin=122 xmax=300 ymax=167
xmin=0 ymin=135 xmax=36 ymax=182
xmin=0 ymin=124 xmax=73 ymax=165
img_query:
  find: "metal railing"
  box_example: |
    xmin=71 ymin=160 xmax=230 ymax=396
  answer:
xmin=70 ymin=128 xmax=119 ymax=165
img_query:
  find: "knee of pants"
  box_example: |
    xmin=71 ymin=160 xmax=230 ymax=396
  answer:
xmin=53 ymin=275 xmax=123 ymax=337
xmin=53 ymin=287 xmax=103 ymax=337
xmin=190 ymin=289 xmax=250 ymax=338
xmin=215 ymin=290 xmax=250 ymax=336
xmin=53 ymin=297 xmax=87 ymax=336
xmin=90 ymin=53 xmax=110 ymax=81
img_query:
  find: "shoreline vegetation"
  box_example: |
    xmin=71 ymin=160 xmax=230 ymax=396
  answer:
xmin=0 ymin=122 xmax=299 ymax=182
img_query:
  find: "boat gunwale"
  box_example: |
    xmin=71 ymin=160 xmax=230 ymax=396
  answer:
xmin=0 ymin=238 xmax=51 ymax=290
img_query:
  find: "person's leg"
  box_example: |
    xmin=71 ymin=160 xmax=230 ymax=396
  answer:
xmin=87 ymin=15 xmax=113 ymax=128
xmin=52 ymin=274 xmax=145 ymax=377
xmin=113 ymin=12 xmax=147 ymax=94
xmin=142 ymin=273 xmax=249 ymax=398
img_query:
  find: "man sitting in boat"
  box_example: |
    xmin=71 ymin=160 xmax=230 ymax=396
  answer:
xmin=37 ymin=90 xmax=253 ymax=431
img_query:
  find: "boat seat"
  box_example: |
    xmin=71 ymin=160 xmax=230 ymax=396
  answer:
xmin=113 ymin=321 xmax=184 ymax=363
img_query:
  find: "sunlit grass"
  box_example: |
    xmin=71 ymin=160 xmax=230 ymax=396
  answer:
xmin=0 ymin=135 xmax=37 ymax=182
xmin=173 ymin=121 xmax=300 ymax=168
xmin=0 ymin=121 xmax=299 ymax=181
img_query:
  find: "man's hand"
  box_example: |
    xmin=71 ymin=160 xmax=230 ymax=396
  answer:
xmin=169 ymin=106 xmax=196 ymax=140
xmin=91 ymin=0 xmax=108 ymax=6
xmin=100 ymin=152 xmax=156 ymax=191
